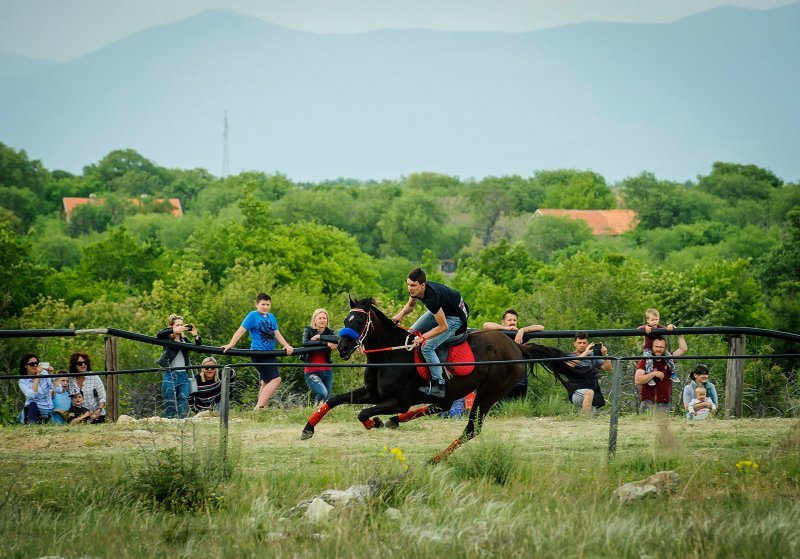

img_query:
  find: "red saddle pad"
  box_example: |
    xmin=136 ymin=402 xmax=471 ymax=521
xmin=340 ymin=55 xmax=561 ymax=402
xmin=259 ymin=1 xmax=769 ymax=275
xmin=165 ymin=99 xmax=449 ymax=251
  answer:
xmin=414 ymin=341 xmax=475 ymax=380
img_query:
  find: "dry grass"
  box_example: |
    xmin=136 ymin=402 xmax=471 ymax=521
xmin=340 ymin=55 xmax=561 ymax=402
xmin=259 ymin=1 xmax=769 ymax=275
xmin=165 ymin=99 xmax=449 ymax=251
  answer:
xmin=1 ymin=412 xmax=798 ymax=558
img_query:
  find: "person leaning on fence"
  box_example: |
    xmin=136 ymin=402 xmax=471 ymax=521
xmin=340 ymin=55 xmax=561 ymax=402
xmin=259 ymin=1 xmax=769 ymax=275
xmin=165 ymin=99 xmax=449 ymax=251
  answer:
xmin=222 ymin=293 xmax=294 ymax=410
xmin=18 ymin=353 xmax=56 ymax=424
xmin=301 ymin=308 xmax=337 ymax=406
xmin=67 ymin=353 xmax=107 ymax=423
xmin=189 ymin=356 xmax=236 ymax=413
xmin=635 ymin=334 xmax=688 ymax=413
xmin=638 ymin=308 xmax=680 ymax=384
xmin=682 ymin=364 xmax=718 ymax=419
xmin=559 ymin=332 xmax=612 ymax=416
xmin=156 ymin=315 xmax=202 ymax=419
xmin=483 ymin=308 xmax=545 ymax=401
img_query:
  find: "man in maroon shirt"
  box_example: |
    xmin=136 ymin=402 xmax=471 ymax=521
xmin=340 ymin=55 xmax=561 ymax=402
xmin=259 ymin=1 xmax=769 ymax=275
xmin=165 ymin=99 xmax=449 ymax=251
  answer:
xmin=635 ymin=334 xmax=688 ymax=413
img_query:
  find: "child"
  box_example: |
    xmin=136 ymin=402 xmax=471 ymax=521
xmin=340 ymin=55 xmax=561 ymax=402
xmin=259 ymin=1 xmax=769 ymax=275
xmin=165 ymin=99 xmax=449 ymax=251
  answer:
xmin=67 ymin=392 xmax=93 ymax=424
xmin=638 ymin=308 xmax=679 ymax=386
xmin=222 ymin=293 xmax=294 ymax=410
xmin=51 ymin=374 xmax=72 ymax=425
xmin=687 ymin=386 xmax=716 ymax=420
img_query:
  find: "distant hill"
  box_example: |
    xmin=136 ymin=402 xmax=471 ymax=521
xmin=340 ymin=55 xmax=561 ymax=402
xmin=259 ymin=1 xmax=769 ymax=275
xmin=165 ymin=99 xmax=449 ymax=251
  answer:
xmin=1 ymin=4 xmax=798 ymax=182
xmin=0 ymin=52 xmax=57 ymax=79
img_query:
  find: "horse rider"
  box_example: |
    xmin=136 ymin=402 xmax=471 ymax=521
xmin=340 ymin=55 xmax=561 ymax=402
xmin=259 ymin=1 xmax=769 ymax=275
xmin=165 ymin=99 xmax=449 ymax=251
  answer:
xmin=391 ymin=267 xmax=469 ymax=398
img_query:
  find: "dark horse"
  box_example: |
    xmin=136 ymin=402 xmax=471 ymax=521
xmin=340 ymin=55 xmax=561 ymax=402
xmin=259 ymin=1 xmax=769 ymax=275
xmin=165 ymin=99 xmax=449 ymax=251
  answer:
xmin=299 ymin=297 xmax=570 ymax=462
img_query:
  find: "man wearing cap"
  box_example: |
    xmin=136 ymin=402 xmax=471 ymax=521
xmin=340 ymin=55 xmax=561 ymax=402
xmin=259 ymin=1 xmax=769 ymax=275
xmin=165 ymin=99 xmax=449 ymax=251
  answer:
xmin=682 ymin=364 xmax=718 ymax=418
xmin=635 ymin=334 xmax=688 ymax=413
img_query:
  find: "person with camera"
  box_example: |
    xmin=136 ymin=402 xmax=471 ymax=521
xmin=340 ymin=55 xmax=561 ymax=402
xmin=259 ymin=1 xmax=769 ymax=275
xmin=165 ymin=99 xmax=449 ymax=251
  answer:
xmin=18 ymin=353 xmax=56 ymax=423
xmin=559 ymin=332 xmax=612 ymax=416
xmin=67 ymin=352 xmax=107 ymax=423
xmin=157 ymin=314 xmax=202 ymax=419
xmin=635 ymin=334 xmax=688 ymax=413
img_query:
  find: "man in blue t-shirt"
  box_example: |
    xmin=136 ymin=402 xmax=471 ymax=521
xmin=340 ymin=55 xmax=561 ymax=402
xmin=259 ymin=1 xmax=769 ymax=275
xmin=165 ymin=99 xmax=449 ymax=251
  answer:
xmin=392 ymin=267 xmax=469 ymax=399
xmin=223 ymin=293 xmax=294 ymax=409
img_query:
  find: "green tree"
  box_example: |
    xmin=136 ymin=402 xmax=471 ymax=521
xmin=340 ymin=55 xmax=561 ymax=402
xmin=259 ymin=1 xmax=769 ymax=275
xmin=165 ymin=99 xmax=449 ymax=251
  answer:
xmin=377 ymin=193 xmax=443 ymax=259
xmin=538 ymin=170 xmax=614 ymax=209
xmin=0 ymin=225 xmax=49 ymax=319
xmin=81 ymin=227 xmax=165 ymax=292
xmin=521 ymin=215 xmax=593 ymax=262
xmin=698 ymin=162 xmax=783 ymax=202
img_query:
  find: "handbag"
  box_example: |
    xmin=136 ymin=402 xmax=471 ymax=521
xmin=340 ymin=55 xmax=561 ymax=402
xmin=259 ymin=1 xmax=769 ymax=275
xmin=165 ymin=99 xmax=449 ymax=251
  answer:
xmin=189 ymin=375 xmax=198 ymax=394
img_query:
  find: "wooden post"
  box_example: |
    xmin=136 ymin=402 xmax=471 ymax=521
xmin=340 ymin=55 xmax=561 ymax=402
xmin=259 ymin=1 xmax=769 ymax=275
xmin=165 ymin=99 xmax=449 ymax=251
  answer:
xmin=104 ymin=336 xmax=120 ymax=422
xmin=607 ymin=358 xmax=623 ymax=458
xmin=724 ymin=335 xmax=745 ymax=419
xmin=219 ymin=365 xmax=231 ymax=465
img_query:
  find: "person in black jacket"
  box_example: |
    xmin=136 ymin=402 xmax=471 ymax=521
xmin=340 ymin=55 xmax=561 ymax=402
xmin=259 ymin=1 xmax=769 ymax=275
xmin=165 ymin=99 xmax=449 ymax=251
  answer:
xmin=157 ymin=314 xmax=202 ymax=419
xmin=301 ymin=309 xmax=337 ymax=405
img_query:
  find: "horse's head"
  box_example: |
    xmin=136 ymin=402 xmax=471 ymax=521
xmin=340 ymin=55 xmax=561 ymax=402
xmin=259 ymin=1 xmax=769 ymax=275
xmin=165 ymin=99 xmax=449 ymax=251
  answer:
xmin=337 ymin=296 xmax=375 ymax=360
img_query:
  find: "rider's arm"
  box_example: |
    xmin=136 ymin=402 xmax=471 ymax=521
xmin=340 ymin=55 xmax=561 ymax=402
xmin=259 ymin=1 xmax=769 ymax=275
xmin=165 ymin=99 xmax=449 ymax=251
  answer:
xmin=392 ymin=297 xmax=416 ymax=323
xmin=421 ymin=309 xmax=449 ymax=340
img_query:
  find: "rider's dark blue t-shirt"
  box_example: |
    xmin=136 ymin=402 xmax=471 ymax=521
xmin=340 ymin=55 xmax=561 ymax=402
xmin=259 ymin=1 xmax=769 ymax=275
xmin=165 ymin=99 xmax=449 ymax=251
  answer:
xmin=415 ymin=281 xmax=469 ymax=325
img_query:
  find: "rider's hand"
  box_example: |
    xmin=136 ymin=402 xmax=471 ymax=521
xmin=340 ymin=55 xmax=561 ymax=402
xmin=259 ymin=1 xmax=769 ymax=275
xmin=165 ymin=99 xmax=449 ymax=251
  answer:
xmin=391 ymin=313 xmax=403 ymax=324
xmin=413 ymin=335 xmax=425 ymax=347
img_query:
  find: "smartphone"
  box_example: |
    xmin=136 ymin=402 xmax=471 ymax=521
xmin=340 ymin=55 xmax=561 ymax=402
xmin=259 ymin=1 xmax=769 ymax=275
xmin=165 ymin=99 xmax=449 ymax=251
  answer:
xmin=40 ymin=361 xmax=50 ymax=372
xmin=592 ymin=343 xmax=603 ymax=356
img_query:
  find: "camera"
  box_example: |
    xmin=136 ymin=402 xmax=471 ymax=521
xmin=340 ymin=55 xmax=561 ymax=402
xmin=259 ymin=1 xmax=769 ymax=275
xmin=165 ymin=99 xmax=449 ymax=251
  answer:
xmin=184 ymin=324 xmax=194 ymax=330
xmin=592 ymin=342 xmax=603 ymax=356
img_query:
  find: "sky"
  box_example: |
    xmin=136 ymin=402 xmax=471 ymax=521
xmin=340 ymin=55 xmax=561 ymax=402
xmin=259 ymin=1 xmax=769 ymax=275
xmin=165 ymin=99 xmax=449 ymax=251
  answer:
xmin=0 ymin=0 xmax=795 ymax=61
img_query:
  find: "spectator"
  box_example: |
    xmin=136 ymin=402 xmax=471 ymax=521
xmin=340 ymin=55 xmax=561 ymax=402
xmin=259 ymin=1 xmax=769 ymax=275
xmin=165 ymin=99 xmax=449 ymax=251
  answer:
xmin=189 ymin=357 xmax=236 ymax=413
xmin=682 ymin=364 xmax=719 ymax=418
xmin=222 ymin=293 xmax=294 ymax=410
xmin=638 ymin=308 xmax=680 ymax=384
xmin=391 ymin=267 xmax=470 ymax=399
xmin=687 ymin=385 xmax=717 ymax=420
xmin=51 ymin=374 xmax=72 ymax=425
xmin=483 ymin=308 xmax=545 ymax=400
xmin=635 ymin=335 xmax=688 ymax=413
xmin=66 ymin=392 xmax=93 ymax=425
xmin=557 ymin=332 xmax=612 ymax=415
xmin=156 ymin=315 xmax=202 ymax=419
xmin=18 ymin=353 xmax=55 ymax=423
xmin=301 ymin=308 xmax=337 ymax=405
xmin=68 ymin=352 xmax=107 ymax=423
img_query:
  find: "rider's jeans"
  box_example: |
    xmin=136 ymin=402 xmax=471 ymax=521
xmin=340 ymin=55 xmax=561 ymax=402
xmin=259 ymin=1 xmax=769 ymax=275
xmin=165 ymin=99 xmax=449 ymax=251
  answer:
xmin=410 ymin=312 xmax=463 ymax=384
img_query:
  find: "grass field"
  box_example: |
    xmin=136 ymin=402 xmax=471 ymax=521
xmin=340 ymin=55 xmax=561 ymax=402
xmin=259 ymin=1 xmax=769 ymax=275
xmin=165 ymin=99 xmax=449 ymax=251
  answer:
xmin=1 ymin=409 xmax=798 ymax=558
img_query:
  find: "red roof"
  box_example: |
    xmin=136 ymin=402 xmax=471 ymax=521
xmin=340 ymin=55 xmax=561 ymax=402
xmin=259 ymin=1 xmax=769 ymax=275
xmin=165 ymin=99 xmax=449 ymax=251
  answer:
xmin=534 ymin=209 xmax=638 ymax=235
xmin=62 ymin=197 xmax=183 ymax=220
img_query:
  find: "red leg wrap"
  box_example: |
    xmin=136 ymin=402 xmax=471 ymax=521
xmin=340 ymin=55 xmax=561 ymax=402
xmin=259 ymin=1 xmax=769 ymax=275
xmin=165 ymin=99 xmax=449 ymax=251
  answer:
xmin=361 ymin=418 xmax=376 ymax=430
xmin=397 ymin=406 xmax=431 ymax=423
xmin=432 ymin=438 xmax=464 ymax=464
xmin=308 ymin=403 xmax=331 ymax=427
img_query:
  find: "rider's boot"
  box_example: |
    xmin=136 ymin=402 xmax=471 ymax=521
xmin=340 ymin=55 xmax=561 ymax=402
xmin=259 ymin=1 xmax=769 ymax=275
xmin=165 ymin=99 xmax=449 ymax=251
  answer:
xmin=419 ymin=381 xmax=445 ymax=399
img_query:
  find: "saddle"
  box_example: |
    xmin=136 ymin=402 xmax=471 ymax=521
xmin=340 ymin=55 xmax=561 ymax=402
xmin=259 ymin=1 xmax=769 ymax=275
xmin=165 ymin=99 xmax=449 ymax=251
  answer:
xmin=414 ymin=332 xmax=475 ymax=380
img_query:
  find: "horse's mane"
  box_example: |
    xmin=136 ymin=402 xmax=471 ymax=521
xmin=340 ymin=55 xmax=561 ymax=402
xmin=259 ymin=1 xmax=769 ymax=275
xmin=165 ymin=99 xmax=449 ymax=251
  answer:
xmin=352 ymin=297 xmax=398 ymax=330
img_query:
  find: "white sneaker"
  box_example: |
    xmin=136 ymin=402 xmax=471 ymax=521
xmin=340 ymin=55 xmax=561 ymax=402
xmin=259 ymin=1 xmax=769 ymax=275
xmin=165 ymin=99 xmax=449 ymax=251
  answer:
xmin=647 ymin=379 xmax=656 ymax=387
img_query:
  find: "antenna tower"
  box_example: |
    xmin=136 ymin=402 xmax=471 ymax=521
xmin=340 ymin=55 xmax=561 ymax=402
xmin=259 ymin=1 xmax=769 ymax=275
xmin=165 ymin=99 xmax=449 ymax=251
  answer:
xmin=222 ymin=110 xmax=230 ymax=177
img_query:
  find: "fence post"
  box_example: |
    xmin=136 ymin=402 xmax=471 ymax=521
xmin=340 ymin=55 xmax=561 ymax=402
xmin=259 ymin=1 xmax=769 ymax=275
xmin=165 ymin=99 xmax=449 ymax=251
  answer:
xmin=219 ymin=365 xmax=231 ymax=464
xmin=725 ymin=335 xmax=745 ymax=419
xmin=103 ymin=336 xmax=120 ymax=422
xmin=608 ymin=358 xmax=623 ymax=458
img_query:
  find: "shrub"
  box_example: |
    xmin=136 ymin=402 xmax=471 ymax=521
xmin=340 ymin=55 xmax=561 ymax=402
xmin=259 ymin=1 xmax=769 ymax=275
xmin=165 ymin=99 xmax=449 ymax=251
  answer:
xmin=448 ymin=439 xmax=520 ymax=485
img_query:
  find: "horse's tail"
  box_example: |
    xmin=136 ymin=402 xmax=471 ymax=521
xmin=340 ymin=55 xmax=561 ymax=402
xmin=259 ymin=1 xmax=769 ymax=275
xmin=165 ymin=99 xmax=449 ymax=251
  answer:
xmin=518 ymin=342 xmax=576 ymax=381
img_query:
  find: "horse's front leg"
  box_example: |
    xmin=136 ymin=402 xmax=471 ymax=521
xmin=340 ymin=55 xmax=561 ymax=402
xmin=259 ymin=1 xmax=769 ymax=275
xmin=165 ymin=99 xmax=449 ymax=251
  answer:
xmin=384 ymin=405 xmax=444 ymax=429
xmin=300 ymin=386 xmax=375 ymax=440
xmin=356 ymin=398 xmax=407 ymax=430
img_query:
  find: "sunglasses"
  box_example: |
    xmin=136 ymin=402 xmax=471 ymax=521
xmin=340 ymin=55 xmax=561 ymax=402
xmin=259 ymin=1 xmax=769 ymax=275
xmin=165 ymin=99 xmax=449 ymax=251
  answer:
xmin=76 ymin=361 xmax=88 ymax=365
xmin=202 ymin=366 xmax=216 ymax=370
xmin=26 ymin=361 xmax=39 ymax=367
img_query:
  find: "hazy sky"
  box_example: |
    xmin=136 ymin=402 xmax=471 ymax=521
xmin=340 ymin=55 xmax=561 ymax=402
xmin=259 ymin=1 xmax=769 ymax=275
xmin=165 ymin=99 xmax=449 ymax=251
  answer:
xmin=0 ymin=0 xmax=795 ymax=61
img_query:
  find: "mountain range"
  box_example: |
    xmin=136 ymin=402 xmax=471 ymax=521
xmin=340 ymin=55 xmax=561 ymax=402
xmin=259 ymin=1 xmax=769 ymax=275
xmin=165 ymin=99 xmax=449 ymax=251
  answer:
xmin=1 ymin=4 xmax=798 ymax=182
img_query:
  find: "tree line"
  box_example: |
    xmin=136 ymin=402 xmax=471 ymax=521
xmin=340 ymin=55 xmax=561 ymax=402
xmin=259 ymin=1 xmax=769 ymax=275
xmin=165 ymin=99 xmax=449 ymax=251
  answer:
xmin=1 ymin=142 xmax=798 ymax=419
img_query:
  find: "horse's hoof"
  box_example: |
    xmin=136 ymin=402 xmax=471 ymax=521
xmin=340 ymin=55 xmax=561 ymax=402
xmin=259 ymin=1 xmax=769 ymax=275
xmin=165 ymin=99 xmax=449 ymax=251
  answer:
xmin=372 ymin=417 xmax=384 ymax=429
xmin=300 ymin=429 xmax=314 ymax=440
xmin=385 ymin=418 xmax=399 ymax=430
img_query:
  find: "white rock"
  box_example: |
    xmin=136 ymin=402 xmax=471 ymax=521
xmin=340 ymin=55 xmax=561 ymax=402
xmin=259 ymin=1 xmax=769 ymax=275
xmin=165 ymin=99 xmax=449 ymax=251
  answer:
xmin=132 ymin=429 xmax=151 ymax=436
xmin=385 ymin=507 xmax=402 ymax=520
xmin=319 ymin=484 xmax=373 ymax=507
xmin=613 ymin=470 xmax=680 ymax=505
xmin=304 ymin=497 xmax=334 ymax=522
xmin=116 ymin=415 xmax=136 ymax=424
